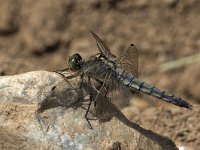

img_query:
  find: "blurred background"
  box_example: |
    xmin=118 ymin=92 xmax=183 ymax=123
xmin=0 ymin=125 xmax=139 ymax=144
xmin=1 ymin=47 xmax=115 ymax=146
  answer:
xmin=0 ymin=0 xmax=199 ymax=149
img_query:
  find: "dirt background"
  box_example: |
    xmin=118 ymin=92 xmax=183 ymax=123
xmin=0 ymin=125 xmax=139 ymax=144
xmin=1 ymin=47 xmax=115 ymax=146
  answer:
xmin=0 ymin=0 xmax=200 ymax=149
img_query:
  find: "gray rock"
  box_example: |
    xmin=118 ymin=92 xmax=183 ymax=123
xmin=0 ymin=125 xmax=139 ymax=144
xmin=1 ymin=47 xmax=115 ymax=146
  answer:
xmin=0 ymin=71 xmax=178 ymax=150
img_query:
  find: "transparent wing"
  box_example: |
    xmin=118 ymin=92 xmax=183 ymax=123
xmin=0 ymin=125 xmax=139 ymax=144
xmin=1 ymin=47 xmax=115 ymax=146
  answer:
xmin=94 ymin=72 xmax=132 ymax=120
xmin=91 ymin=31 xmax=139 ymax=77
xmin=91 ymin=31 xmax=116 ymax=60
xmin=117 ymin=44 xmax=139 ymax=77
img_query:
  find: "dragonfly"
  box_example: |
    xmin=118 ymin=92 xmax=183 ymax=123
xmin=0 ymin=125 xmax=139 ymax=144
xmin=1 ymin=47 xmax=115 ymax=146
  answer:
xmin=55 ymin=31 xmax=192 ymax=128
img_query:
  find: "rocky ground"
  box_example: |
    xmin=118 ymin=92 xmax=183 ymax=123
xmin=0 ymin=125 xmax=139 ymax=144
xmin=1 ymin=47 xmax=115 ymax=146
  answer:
xmin=0 ymin=0 xmax=200 ymax=149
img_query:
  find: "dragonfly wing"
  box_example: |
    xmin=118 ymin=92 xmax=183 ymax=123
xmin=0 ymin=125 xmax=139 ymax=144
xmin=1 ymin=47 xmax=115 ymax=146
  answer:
xmin=94 ymin=73 xmax=132 ymax=120
xmin=94 ymin=85 xmax=114 ymax=120
xmin=91 ymin=32 xmax=138 ymax=77
xmin=117 ymin=44 xmax=139 ymax=77
xmin=91 ymin=31 xmax=116 ymax=60
xmin=107 ymin=77 xmax=132 ymax=109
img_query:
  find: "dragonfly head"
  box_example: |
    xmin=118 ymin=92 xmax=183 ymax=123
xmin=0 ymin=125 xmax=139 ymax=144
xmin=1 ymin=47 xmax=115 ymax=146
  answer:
xmin=67 ymin=53 xmax=83 ymax=71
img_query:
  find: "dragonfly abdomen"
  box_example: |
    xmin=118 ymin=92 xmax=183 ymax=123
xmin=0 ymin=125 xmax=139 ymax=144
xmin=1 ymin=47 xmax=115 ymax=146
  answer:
xmin=118 ymin=70 xmax=192 ymax=109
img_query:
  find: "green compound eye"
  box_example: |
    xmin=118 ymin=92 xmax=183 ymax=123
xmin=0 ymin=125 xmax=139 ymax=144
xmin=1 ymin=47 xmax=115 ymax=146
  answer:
xmin=67 ymin=53 xmax=83 ymax=71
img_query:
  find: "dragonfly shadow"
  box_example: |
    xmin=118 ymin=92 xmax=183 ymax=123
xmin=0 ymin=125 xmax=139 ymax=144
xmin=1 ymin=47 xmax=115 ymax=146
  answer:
xmin=93 ymin=94 xmax=177 ymax=150
xmin=92 ymin=96 xmax=178 ymax=149
xmin=36 ymin=94 xmax=83 ymax=115
xmin=112 ymin=105 xmax=178 ymax=150
xmin=36 ymin=75 xmax=88 ymax=115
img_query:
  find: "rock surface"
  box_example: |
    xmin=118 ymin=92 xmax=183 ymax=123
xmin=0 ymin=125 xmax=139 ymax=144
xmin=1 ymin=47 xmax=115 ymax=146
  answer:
xmin=0 ymin=71 xmax=178 ymax=150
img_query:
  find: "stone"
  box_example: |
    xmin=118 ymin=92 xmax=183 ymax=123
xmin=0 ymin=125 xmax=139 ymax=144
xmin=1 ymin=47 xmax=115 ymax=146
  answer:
xmin=0 ymin=71 xmax=178 ymax=150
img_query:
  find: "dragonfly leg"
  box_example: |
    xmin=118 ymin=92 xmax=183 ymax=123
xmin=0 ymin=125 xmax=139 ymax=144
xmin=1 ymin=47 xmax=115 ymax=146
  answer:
xmin=52 ymin=71 xmax=83 ymax=92
xmin=78 ymin=74 xmax=84 ymax=89
xmin=62 ymin=73 xmax=84 ymax=91
xmin=54 ymin=71 xmax=81 ymax=81
xmin=84 ymin=76 xmax=95 ymax=129
xmin=54 ymin=68 xmax=70 ymax=73
xmin=93 ymin=73 xmax=111 ymax=105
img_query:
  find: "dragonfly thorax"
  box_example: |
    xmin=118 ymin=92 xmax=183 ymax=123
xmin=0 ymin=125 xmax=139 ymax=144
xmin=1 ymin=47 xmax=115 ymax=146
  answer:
xmin=94 ymin=53 xmax=103 ymax=60
xmin=67 ymin=53 xmax=83 ymax=71
xmin=94 ymin=53 xmax=117 ymax=70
